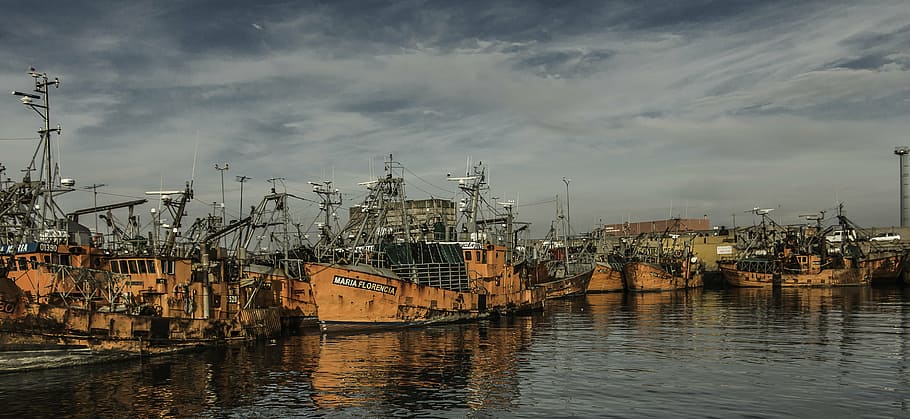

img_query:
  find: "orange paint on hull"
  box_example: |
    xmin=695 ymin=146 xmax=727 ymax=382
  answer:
xmin=304 ymin=259 xmax=540 ymax=333
xmin=720 ymin=256 xmax=873 ymax=288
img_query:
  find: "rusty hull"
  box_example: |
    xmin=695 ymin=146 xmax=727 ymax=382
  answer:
xmin=304 ymin=244 xmax=542 ymax=333
xmin=719 ymin=262 xmax=777 ymax=287
xmin=587 ymin=262 xmax=624 ymax=293
xmin=533 ymin=268 xmax=594 ymax=299
xmin=624 ymin=261 xmax=704 ymax=292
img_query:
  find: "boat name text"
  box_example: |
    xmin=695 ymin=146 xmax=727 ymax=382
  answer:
xmin=0 ymin=242 xmax=57 ymax=254
xmin=332 ymin=276 xmax=397 ymax=295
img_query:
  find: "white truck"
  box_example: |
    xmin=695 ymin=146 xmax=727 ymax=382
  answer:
xmin=825 ymin=229 xmax=856 ymax=243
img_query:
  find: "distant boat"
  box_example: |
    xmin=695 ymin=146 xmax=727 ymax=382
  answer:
xmin=528 ymin=207 xmax=594 ymax=299
xmin=624 ymin=257 xmax=703 ymax=292
xmin=531 ymin=264 xmax=594 ymax=299
xmin=624 ymin=224 xmax=704 ymax=292
xmin=585 ymin=228 xmax=627 ymax=293
xmin=719 ymin=205 xmax=902 ymax=288
xmin=587 ymin=258 xmax=625 ymax=293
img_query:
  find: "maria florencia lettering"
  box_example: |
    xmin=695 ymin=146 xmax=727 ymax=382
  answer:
xmin=332 ymin=276 xmax=397 ymax=295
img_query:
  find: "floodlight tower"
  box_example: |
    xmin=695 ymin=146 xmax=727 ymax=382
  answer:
xmin=12 ymin=67 xmax=61 ymax=228
xmin=895 ymin=147 xmax=910 ymax=227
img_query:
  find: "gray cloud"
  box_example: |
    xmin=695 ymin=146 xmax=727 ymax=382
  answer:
xmin=1 ymin=0 xmax=908 ymax=236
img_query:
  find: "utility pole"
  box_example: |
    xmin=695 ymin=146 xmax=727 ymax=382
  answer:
xmin=214 ymin=163 xmax=229 ymax=225
xmin=235 ymin=175 xmax=250 ymax=218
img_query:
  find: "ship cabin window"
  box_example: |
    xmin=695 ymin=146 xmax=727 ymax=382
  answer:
xmin=128 ymin=260 xmax=139 ymax=274
xmin=160 ymin=260 xmax=175 ymax=275
xmin=146 ymin=260 xmax=156 ymax=274
xmin=119 ymin=260 xmax=128 ymax=274
xmin=138 ymin=260 xmax=148 ymax=274
xmin=59 ymin=255 xmax=70 ymax=266
xmin=475 ymin=251 xmax=481 ymax=262
xmin=464 ymin=251 xmax=472 ymax=261
xmin=43 ymin=255 xmax=51 ymax=264
xmin=481 ymin=251 xmax=487 ymax=264
xmin=17 ymin=258 xmax=27 ymax=270
xmin=29 ymin=256 xmax=38 ymax=269
xmin=110 ymin=261 xmax=120 ymax=273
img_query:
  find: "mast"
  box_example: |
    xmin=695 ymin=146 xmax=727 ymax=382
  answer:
xmin=145 ymin=182 xmax=193 ymax=258
xmin=266 ymin=177 xmax=291 ymax=262
xmin=383 ymin=155 xmax=411 ymax=241
xmin=447 ymin=163 xmax=485 ymax=239
xmin=12 ymin=68 xmax=63 ymax=238
xmin=500 ymin=200 xmax=515 ymax=263
xmin=310 ymin=179 xmax=342 ymax=258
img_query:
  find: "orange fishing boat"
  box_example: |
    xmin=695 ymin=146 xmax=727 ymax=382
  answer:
xmin=624 ymin=258 xmax=703 ymax=292
xmin=529 ymin=203 xmax=594 ymax=298
xmin=0 ymin=69 xmax=287 ymax=368
xmin=718 ymin=258 xmax=777 ymax=287
xmin=531 ymin=265 xmax=594 ymax=299
xmin=303 ymin=160 xmax=542 ymax=333
xmin=624 ymin=227 xmax=703 ymax=292
xmin=587 ymin=258 xmax=625 ymax=293
xmin=721 ymin=206 xmax=895 ymax=288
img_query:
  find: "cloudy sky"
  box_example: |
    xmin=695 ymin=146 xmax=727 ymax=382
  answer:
xmin=1 ymin=0 xmax=909 ymax=237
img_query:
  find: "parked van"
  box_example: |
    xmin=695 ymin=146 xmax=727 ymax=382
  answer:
xmin=870 ymin=232 xmax=901 ymax=242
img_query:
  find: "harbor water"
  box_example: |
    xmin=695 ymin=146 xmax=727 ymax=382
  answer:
xmin=2 ymin=286 xmax=910 ymax=417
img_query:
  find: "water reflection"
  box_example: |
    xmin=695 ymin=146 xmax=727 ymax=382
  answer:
xmin=1 ymin=287 xmax=910 ymax=417
xmin=305 ymin=315 xmax=534 ymax=414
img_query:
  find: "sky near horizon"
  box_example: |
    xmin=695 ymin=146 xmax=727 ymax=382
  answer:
xmin=1 ymin=0 xmax=909 ymax=237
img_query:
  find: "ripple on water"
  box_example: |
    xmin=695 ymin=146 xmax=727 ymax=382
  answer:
xmin=2 ymin=288 xmax=910 ymax=416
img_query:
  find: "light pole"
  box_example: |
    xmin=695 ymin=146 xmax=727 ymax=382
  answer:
xmin=236 ymin=175 xmax=250 ymax=218
xmin=83 ymin=183 xmax=107 ymax=233
xmin=214 ymin=163 xmax=229 ymax=225
xmin=12 ymin=68 xmax=60 ymax=227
